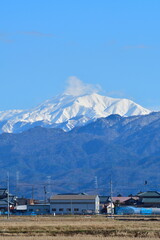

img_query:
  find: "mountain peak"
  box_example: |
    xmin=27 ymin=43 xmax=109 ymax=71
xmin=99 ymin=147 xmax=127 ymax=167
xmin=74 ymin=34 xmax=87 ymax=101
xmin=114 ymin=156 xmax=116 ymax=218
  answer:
xmin=0 ymin=93 xmax=151 ymax=133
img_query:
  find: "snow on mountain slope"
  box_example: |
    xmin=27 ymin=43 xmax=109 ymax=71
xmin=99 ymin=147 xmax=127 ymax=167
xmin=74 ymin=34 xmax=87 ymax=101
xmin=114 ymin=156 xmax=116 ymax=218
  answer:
xmin=0 ymin=93 xmax=151 ymax=133
xmin=0 ymin=109 xmax=24 ymax=121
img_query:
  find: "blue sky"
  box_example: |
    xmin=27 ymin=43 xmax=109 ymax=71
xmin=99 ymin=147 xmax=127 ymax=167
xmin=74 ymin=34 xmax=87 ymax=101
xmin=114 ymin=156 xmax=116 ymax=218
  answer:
xmin=0 ymin=0 xmax=160 ymax=110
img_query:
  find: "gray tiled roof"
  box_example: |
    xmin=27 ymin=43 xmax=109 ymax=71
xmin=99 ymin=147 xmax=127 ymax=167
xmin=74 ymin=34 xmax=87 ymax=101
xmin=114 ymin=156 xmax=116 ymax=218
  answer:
xmin=137 ymin=191 xmax=160 ymax=197
xmin=50 ymin=195 xmax=98 ymax=200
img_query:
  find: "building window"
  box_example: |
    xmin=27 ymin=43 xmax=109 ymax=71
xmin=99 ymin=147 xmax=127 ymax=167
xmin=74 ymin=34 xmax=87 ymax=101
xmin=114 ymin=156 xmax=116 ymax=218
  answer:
xmin=66 ymin=208 xmax=71 ymax=212
xmin=59 ymin=208 xmax=63 ymax=211
xmin=74 ymin=208 xmax=79 ymax=212
xmin=52 ymin=208 xmax=56 ymax=211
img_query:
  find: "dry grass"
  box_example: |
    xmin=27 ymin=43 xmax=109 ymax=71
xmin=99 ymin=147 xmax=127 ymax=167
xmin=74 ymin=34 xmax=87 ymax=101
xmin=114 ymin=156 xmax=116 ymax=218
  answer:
xmin=0 ymin=237 xmax=160 ymax=240
xmin=0 ymin=215 xmax=159 ymax=239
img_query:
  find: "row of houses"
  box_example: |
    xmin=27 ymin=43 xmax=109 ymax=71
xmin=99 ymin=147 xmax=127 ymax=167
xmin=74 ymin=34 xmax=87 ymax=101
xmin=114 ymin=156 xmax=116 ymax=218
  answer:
xmin=0 ymin=189 xmax=160 ymax=215
xmin=102 ymin=191 xmax=160 ymax=215
xmin=0 ymin=190 xmax=100 ymax=215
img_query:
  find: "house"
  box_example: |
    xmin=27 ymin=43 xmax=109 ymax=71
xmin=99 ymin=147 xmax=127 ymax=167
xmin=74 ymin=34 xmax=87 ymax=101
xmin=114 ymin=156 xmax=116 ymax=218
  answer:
xmin=0 ymin=188 xmax=7 ymax=199
xmin=99 ymin=196 xmax=115 ymax=214
xmin=15 ymin=197 xmax=50 ymax=215
xmin=0 ymin=188 xmax=17 ymax=213
xmin=112 ymin=197 xmax=138 ymax=206
xmin=137 ymin=191 xmax=160 ymax=207
xmin=99 ymin=196 xmax=139 ymax=214
xmin=27 ymin=204 xmax=50 ymax=215
xmin=50 ymin=194 xmax=99 ymax=215
xmin=16 ymin=197 xmax=36 ymax=206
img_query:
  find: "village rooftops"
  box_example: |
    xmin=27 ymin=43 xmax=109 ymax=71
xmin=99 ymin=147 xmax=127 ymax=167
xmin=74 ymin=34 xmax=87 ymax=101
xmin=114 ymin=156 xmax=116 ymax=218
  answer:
xmin=57 ymin=193 xmax=87 ymax=195
xmin=111 ymin=197 xmax=138 ymax=203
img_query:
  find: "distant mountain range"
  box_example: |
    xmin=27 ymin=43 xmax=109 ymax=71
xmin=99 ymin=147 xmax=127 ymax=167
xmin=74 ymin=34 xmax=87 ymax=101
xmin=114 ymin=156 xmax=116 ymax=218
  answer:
xmin=0 ymin=93 xmax=151 ymax=133
xmin=0 ymin=111 xmax=160 ymax=198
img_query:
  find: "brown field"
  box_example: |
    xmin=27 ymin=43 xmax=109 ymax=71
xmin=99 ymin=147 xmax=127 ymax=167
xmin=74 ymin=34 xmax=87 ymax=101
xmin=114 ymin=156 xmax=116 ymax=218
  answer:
xmin=0 ymin=238 xmax=160 ymax=240
xmin=0 ymin=215 xmax=159 ymax=239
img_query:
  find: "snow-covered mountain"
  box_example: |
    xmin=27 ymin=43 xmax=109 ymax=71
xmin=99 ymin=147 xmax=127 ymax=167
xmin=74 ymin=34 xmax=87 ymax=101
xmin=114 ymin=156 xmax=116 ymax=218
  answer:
xmin=0 ymin=93 xmax=151 ymax=133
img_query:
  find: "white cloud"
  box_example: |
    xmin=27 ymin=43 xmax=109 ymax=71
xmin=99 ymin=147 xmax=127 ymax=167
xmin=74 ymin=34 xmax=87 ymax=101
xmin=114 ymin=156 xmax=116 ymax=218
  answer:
xmin=64 ymin=76 xmax=101 ymax=96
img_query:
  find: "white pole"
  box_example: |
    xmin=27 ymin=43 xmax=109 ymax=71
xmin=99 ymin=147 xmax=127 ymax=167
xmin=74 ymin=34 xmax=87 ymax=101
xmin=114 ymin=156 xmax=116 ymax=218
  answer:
xmin=110 ymin=178 xmax=113 ymax=217
xmin=7 ymin=172 xmax=10 ymax=219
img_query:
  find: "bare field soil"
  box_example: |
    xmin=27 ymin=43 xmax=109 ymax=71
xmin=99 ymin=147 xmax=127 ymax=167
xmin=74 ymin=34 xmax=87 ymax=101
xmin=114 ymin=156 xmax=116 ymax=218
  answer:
xmin=0 ymin=215 xmax=159 ymax=239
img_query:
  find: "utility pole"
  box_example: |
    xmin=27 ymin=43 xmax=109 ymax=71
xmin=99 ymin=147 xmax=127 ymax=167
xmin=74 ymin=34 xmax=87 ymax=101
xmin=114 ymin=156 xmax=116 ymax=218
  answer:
xmin=32 ymin=185 xmax=34 ymax=202
xmin=44 ymin=186 xmax=47 ymax=204
xmin=47 ymin=176 xmax=51 ymax=195
xmin=16 ymin=171 xmax=19 ymax=196
xmin=71 ymin=199 xmax=73 ymax=215
xmin=110 ymin=178 xmax=114 ymax=217
xmin=7 ymin=172 xmax=10 ymax=219
xmin=94 ymin=176 xmax=98 ymax=194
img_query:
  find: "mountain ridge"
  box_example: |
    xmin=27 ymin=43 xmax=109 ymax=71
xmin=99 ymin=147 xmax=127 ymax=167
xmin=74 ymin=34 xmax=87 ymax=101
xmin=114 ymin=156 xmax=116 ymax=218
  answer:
xmin=0 ymin=112 xmax=160 ymax=197
xmin=0 ymin=93 xmax=151 ymax=133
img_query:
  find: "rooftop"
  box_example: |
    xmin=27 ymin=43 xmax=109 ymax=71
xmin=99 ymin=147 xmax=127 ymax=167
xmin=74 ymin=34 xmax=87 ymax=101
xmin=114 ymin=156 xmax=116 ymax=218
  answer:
xmin=50 ymin=195 xmax=98 ymax=200
xmin=137 ymin=191 xmax=160 ymax=197
xmin=112 ymin=197 xmax=138 ymax=203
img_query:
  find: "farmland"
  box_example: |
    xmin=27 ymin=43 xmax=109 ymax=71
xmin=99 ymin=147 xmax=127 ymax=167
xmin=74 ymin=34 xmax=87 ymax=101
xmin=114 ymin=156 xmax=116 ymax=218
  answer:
xmin=0 ymin=215 xmax=159 ymax=239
